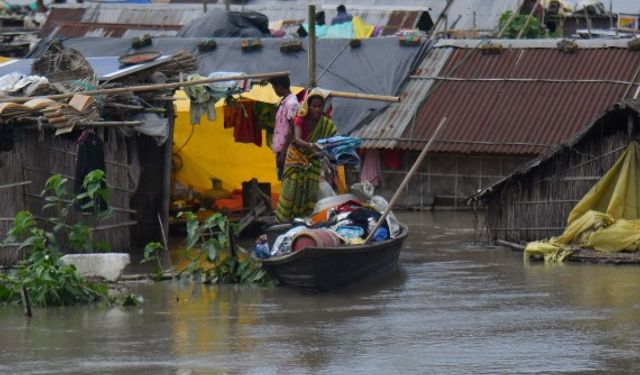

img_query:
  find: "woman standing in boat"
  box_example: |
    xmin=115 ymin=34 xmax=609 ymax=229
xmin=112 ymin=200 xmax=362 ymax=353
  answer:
xmin=276 ymin=89 xmax=337 ymax=222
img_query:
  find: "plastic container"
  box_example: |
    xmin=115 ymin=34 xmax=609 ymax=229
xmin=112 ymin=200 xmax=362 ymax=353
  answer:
xmin=373 ymin=227 xmax=389 ymax=242
xmin=292 ymin=229 xmax=342 ymax=252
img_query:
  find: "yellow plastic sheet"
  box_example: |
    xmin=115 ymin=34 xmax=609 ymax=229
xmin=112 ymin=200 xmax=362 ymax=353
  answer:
xmin=568 ymin=142 xmax=640 ymax=223
xmin=587 ymin=219 xmax=640 ymax=252
xmin=524 ymin=240 xmax=572 ymax=262
xmin=172 ymin=90 xmax=280 ymax=194
xmin=352 ymin=16 xmax=374 ymax=39
xmin=524 ymin=210 xmax=613 ymax=261
xmin=524 ymin=142 xmax=640 ymax=261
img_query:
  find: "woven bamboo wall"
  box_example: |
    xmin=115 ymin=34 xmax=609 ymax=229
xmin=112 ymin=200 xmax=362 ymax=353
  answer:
xmin=346 ymin=152 xmax=529 ymax=209
xmin=484 ymin=109 xmax=636 ymax=244
xmin=0 ymin=128 xmax=145 ymax=266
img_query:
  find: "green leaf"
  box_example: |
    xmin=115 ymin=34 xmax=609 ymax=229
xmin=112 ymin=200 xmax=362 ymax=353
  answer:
xmin=143 ymin=242 xmax=164 ymax=262
xmin=202 ymin=241 xmax=219 ymax=262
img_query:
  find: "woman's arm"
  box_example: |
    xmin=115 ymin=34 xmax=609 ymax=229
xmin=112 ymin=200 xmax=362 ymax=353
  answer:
xmin=292 ymin=117 xmax=320 ymax=152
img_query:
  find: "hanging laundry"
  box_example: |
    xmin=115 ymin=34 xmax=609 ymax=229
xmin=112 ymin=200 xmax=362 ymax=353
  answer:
xmin=75 ymin=130 xmax=107 ymax=212
xmin=183 ymin=74 xmax=218 ymax=125
xmin=254 ymin=101 xmax=276 ymax=146
xmin=360 ymin=149 xmax=382 ymax=186
xmin=383 ymin=149 xmax=403 ymax=170
xmin=225 ymin=101 xmax=261 ymax=146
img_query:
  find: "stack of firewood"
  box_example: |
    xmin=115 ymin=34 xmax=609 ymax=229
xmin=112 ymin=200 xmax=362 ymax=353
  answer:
xmin=0 ymin=98 xmax=57 ymax=124
xmin=42 ymin=95 xmax=100 ymax=134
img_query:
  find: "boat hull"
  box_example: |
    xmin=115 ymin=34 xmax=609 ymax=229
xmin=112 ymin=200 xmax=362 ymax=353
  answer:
xmin=259 ymin=224 xmax=408 ymax=292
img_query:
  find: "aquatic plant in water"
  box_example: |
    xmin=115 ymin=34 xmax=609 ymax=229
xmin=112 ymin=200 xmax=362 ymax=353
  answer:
xmin=171 ymin=212 xmax=272 ymax=285
xmin=0 ymin=211 xmax=108 ymax=306
xmin=0 ymin=171 xmax=141 ymax=307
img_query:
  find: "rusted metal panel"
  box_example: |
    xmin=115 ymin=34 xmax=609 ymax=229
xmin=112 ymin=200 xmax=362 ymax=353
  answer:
xmin=354 ymin=47 xmax=453 ymax=149
xmin=401 ymin=44 xmax=640 ymax=155
xmin=39 ymin=7 xmax=86 ymax=37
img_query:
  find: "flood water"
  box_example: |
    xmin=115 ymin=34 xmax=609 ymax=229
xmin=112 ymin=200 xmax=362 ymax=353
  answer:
xmin=2 ymin=211 xmax=640 ymax=374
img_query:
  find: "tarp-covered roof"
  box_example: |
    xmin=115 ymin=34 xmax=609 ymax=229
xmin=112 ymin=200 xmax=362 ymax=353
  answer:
xmin=33 ymin=37 xmax=428 ymax=134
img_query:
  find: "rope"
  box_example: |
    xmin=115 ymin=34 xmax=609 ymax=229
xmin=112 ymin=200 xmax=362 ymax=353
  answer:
xmin=317 ymin=40 xmax=350 ymax=82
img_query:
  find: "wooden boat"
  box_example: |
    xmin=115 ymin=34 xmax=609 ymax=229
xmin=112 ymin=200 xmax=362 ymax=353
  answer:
xmin=257 ymin=223 xmax=409 ymax=292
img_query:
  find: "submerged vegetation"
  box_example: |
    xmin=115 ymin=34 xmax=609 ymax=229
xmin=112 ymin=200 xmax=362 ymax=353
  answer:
xmin=0 ymin=170 xmax=272 ymax=308
xmin=143 ymin=212 xmax=274 ymax=286
xmin=0 ymin=171 xmax=139 ymax=307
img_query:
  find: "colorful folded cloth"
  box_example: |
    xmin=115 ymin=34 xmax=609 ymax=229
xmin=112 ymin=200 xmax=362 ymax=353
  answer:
xmin=317 ymin=135 xmax=362 ymax=166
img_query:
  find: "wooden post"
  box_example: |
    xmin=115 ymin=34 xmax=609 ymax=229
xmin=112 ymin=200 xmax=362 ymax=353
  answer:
xmin=161 ymin=102 xmax=174 ymax=248
xmin=308 ymin=5 xmax=317 ymax=88
xmin=20 ymin=287 xmax=32 ymax=318
xmin=584 ymin=7 xmax=592 ymax=38
xmin=364 ymin=117 xmax=447 ymax=244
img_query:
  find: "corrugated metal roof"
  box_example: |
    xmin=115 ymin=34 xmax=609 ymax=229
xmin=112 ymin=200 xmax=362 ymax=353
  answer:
xmin=45 ymin=2 xmax=447 ymax=34
xmin=435 ymin=0 xmax=520 ymax=32
xmin=354 ymin=47 xmax=452 ymax=149
xmin=39 ymin=7 xmax=86 ymax=37
xmin=51 ymin=22 xmax=181 ymax=38
xmin=79 ymin=4 xmax=205 ymax=26
xmin=399 ymin=41 xmax=640 ymax=155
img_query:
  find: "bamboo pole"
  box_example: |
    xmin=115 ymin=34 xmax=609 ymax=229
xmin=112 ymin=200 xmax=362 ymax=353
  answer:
xmin=157 ymin=212 xmax=174 ymax=278
xmin=329 ymin=90 xmax=400 ymax=103
xmin=409 ymin=76 xmax=640 ymax=86
xmin=496 ymin=3 xmax=521 ymax=38
xmin=160 ymin=102 xmax=174 ymax=248
xmin=0 ymin=71 xmax=291 ymax=103
xmin=363 ymin=117 xmax=447 ymax=244
xmin=516 ymin=0 xmax=539 ymax=39
xmin=308 ymin=5 xmax=317 ymax=88
xmin=77 ymin=121 xmax=143 ymax=127
xmin=0 ymin=180 xmax=31 ymax=190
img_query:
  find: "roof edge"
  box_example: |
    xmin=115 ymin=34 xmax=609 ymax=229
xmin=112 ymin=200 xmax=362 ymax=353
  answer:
xmin=471 ymin=99 xmax=640 ymax=201
xmin=434 ymin=38 xmax=632 ymax=49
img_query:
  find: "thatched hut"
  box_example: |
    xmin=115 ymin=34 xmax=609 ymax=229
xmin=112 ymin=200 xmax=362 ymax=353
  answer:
xmin=0 ymin=48 xmax=179 ymax=266
xmin=0 ymin=124 xmax=172 ymax=266
xmin=472 ymin=99 xmax=640 ymax=246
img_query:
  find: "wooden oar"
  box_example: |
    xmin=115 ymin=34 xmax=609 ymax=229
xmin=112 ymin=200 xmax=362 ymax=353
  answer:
xmin=363 ymin=117 xmax=447 ymax=244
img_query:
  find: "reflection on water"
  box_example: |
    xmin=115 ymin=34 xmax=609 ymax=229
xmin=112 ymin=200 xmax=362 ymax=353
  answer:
xmin=1 ymin=211 xmax=640 ymax=374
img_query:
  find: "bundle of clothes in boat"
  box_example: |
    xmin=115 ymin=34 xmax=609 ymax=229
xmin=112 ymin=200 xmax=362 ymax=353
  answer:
xmin=255 ymin=187 xmax=400 ymax=259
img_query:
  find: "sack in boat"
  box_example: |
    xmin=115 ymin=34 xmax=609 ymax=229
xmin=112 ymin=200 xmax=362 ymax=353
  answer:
xmin=292 ymin=229 xmax=342 ymax=252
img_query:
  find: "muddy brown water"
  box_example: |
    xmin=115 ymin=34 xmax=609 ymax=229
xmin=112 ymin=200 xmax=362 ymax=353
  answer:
xmin=2 ymin=211 xmax=640 ymax=374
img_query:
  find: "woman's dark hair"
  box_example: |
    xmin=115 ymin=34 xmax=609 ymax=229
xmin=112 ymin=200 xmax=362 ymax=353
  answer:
xmin=307 ymin=95 xmax=325 ymax=106
xmin=269 ymin=76 xmax=291 ymax=89
xmin=337 ymin=5 xmax=346 ymax=12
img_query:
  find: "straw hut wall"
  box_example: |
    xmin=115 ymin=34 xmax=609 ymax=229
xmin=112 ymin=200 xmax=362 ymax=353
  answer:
xmin=0 ymin=126 xmax=169 ymax=266
xmin=477 ymin=101 xmax=640 ymax=244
